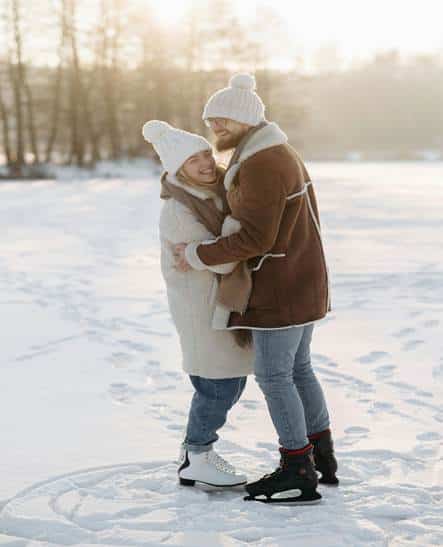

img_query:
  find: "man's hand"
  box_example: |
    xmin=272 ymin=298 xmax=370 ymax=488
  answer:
xmin=173 ymin=243 xmax=192 ymax=272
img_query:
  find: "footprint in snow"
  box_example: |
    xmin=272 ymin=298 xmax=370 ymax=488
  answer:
xmin=369 ymin=401 xmax=394 ymax=414
xmin=416 ymin=432 xmax=442 ymax=442
xmin=345 ymin=426 xmax=370 ymax=436
xmin=315 ymin=365 xmax=375 ymax=395
xmin=323 ymin=377 xmax=341 ymax=385
xmin=357 ymin=398 xmax=373 ymax=406
xmin=405 ymin=398 xmax=441 ymax=413
xmin=422 ymin=319 xmax=439 ymax=328
xmin=240 ymin=399 xmax=260 ymax=409
xmin=311 ymin=353 xmax=331 ymax=364
xmin=351 ymin=298 xmax=369 ymax=307
xmin=392 ymin=327 xmax=416 ymax=338
xmin=256 ymin=442 xmax=276 ymax=451
xmin=166 ymin=424 xmax=184 ymax=432
xmin=402 ymin=339 xmax=425 ymax=351
xmin=388 ymin=381 xmax=433 ymax=398
xmin=146 ymin=359 xmax=161 ymax=369
xmin=357 ymin=351 xmax=390 ymax=365
xmin=338 ymin=426 xmax=370 ymax=447
xmin=109 ymin=382 xmax=143 ymax=404
xmin=156 ymin=383 xmax=176 ymax=391
xmin=106 ymin=351 xmax=135 ymax=368
xmin=432 ymin=362 xmax=443 ymax=379
xmin=118 ymin=339 xmax=153 ymax=353
xmin=164 ymin=370 xmax=182 ymax=380
xmin=374 ymin=364 xmax=397 ymax=380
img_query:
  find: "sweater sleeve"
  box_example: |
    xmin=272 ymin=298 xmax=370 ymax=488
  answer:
xmin=185 ymin=158 xmax=287 ymax=270
xmin=160 ymin=200 xmax=237 ymax=275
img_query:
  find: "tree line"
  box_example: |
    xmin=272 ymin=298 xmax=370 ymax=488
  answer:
xmin=0 ymin=0 xmax=442 ymax=177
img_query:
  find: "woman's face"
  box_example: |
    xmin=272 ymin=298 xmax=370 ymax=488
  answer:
xmin=181 ymin=149 xmax=216 ymax=185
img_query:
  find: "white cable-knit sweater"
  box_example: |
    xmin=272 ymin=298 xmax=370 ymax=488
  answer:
xmin=159 ymin=175 xmax=254 ymax=379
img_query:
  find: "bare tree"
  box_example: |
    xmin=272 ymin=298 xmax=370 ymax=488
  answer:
xmin=6 ymin=0 xmax=25 ymax=174
xmin=1 ymin=0 xmax=442 ymax=173
xmin=12 ymin=0 xmax=41 ymax=166
xmin=0 ymin=71 xmax=12 ymax=166
xmin=98 ymin=0 xmax=123 ymax=160
xmin=45 ymin=0 xmax=68 ymax=164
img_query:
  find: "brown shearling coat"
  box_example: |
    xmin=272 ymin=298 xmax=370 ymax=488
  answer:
xmin=187 ymin=122 xmax=331 ymax=330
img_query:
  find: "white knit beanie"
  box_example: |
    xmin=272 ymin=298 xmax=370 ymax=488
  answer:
xmin=202 ymin=73 xmax=266 ymax=126
xmin=142 ymin=120 xmax=212 ymax=175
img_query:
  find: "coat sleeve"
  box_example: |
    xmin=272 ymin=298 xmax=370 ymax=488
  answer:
xmin=185 ymin=157 xmax=287 ymax=269
xmin=160 ymin=201 xmax=238 ymax=275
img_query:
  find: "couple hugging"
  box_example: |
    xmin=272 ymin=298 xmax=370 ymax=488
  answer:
xmin=142 ymin=73 xmax=338 ymax=504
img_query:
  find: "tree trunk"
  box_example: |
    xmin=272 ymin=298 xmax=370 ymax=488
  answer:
xmin=45 ymin=0 xmax=68 ymax=164
xmin=9 ymin=0 xmax=25 ymax=174
xmin=98 ymin=0 xmax=123 ymax=160
xmin=23 ymin=79 xmax=39 ymax=164
xmin=66 ymin=0 xmax=85 ymax=165
xmin=0 ymin=80 xmax=12 ymax=166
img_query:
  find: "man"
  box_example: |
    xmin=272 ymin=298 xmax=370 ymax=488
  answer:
xmin=174 ymin=73 xmax=338 ymax=504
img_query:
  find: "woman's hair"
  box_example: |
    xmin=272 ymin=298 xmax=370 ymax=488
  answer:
xmin=175 ymin=168 xmax=191 ymax=186
xmin=232 ymin=329 xmax=253 ymax=349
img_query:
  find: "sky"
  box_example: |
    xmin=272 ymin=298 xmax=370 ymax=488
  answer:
xmin=239 ymin=0 xmax=443 ymax=54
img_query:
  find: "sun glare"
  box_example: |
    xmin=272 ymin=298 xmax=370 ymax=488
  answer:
xmin=149 ymin=0 xmax=188 ymax=25
xmin=147 ymin=0 xmax=443 ymax=68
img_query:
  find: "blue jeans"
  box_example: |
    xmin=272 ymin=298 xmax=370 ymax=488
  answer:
xmin=183 ymin=375 xmax=247 ymax=454
xmin=253 ymin=324 xmax=330 ymax=450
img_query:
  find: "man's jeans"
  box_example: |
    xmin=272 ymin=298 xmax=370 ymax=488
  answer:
xmin=183 ymin=375 xmax=247 ymax=454
xmin=253 ymin=324 xmax=330 ymax=450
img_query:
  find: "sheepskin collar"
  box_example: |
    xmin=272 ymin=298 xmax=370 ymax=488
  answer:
xmin=224 ymin=122 xmax=288 ymax=191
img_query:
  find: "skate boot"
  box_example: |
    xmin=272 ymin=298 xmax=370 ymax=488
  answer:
xmin=309 ymin=429 xmax=339 ymax=486
xmin=178 ymin=447 xmax=247 ymax=488
xmin=244 ymin=445 xmax=322 ymax=504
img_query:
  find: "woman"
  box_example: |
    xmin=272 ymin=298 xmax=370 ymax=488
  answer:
xmin=142 ymin=120 xmax=254 ymax=488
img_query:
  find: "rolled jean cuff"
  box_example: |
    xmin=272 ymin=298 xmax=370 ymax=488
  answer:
xmin=182 ymin=441 xmax=214 ymax=454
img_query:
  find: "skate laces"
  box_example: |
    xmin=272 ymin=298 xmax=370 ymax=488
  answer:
xmin=262 ymin=465 xmax=284 ymax=481
xmin=206 ymin=451 xmax=237 ymax=474
xmin=261 ymin=457 xmax=286 ymax=481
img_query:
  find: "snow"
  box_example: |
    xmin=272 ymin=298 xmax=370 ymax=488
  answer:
xmin=0 ymin=162 xmax=442 ymax=546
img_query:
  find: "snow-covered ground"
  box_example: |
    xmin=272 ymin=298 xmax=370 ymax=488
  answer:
xmin=0 ymin=162 xmax=442 ymax=546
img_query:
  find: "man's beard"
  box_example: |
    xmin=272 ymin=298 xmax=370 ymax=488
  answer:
xmin=215 ymin=131 xmax=245 ymax=152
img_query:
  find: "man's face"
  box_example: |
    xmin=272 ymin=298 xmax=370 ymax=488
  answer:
xmin=206 ymin=118 xmax=251 ymax=152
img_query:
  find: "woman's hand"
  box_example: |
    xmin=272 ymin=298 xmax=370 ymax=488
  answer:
xmin=173 ymin=243 xmax=192 ymax=272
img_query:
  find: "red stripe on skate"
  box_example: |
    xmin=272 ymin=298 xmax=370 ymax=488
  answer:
xmin=279 ymin=443 xmax=313 ymax=456
xmin=308 ymin=428 xmax=331 ymax=441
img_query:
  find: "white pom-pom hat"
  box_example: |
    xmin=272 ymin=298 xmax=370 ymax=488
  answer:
xmin=202 ymin=73 xmax=266 ymax=127
xmin=142 ymin=120 xmax=212 ymax=175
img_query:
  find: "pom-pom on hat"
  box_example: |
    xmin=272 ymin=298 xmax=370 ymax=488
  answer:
xmin=202 ymin=73 xmax=266 ymax=127
xmin=142 ymin=120 xmax=212 ymax=175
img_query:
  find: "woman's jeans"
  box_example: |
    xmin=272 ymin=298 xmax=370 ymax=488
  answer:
xmin=253 ymin=324 xmax=330 ymax=450
xmin=183 ymin=375 xmax=247 ymax=454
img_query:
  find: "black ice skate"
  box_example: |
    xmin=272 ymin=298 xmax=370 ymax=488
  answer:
xmin=244 ymin=446 xmax=322 ymax=505
xmin=309 ymin=429 xmax=339 ymax=486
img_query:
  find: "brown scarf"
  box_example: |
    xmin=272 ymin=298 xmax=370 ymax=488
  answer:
xmin=160 ymin=168 xmax=253 ymax=316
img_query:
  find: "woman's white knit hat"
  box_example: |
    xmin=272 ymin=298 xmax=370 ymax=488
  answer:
xmin=202 ymin=73 xmax=266 ymax=126
xmin=142 ymin=120 xmax=212 ymax=175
